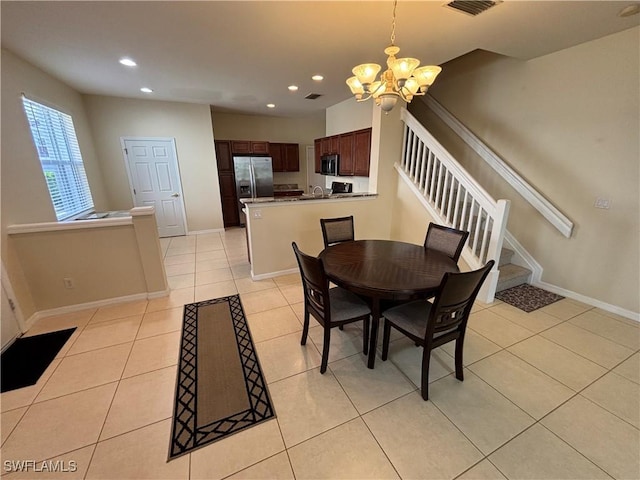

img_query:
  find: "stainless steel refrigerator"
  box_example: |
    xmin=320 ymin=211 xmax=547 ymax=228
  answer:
xmin=233 ymin=156 xmax=274 ymax=225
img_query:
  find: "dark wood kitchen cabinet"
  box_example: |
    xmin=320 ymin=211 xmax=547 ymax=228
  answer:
xmin=215 ymin=140 xmax=240 ymax=227
xmin=231 ymin=140 xmax=269 ymax=155
xmin=353 ymin=128 xmax=372 ymax=176
xmin=215 ymin=140 xmax=233 ymax=172
xmin=319 ymin=136 xmax=339 ymax=156
xmin=338 ymin=133 xmax=355 ymax=176
xmin=315 ymin=134 xmax=340 ymax=173
xmin=314 ymin=128 xmax=371 ymax=176
xmin=269 ymin=142 xmax=300 ymax=172
xmin=314 ymin=139 xmax=322 ymax=173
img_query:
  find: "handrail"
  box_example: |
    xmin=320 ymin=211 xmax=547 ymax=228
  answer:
xmin=425 ymin=95 xmax=573 ymax=238
xmin=399 ymin=108 xmax=510 ymax=303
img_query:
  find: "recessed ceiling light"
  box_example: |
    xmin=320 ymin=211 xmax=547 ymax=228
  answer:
xmin=619 ymin=4 xmax=640 ymax=16
xmin=312 ymin=75 xmax=324 ymax=81
xmin=266 ymin=103 xmax=276 ymax=108
xmin=119 ymin=57 xmax=137 ymax=67
xmin=288 ymin=85 xmax=299 ymax=91
xmin=140 ymin=87 xmax=153 ymax=93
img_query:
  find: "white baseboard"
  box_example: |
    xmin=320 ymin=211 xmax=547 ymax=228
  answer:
xmin=25 ymin=289 xmax=171 ymax=329
xmin=251 ymin=267 xmax=299 ymax=281
xmin=187 ymin=228 xmax=225 ymax=236
xmin=533 ymin=280 xmax=639 ymax=322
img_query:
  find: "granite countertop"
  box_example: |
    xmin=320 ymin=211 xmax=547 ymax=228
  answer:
xmin=273 ymin=183 xmax=302 ymax=191
xmin=241 ymin=192 xmax=377 ymax=204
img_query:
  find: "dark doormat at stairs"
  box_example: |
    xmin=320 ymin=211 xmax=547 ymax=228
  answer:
xmin=1 ymin=328 xmax=76 ymax=393
xmin=495 ymin=284 xmax=564 ymax=313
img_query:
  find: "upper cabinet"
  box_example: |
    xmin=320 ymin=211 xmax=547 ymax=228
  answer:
xmin=338 ymin=133 xmax=354 ymax=176
xmin=269 ymin=143 xmax=300 ymax=172
xmin=231 ymin=140 xmax=269 ymax=155
xmin=225 ymin=139 xmax=299 ymax=172
xmin=314 ymin=127 xmax=372 ymax=176
xmin=214 ymin=140 xmax=233 ymax=172
xmin=353 ymin=128 xmax=372 ymax=177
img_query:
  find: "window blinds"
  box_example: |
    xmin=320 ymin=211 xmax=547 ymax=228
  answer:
xmin=22 ymin=97 xmax=94 ymax=221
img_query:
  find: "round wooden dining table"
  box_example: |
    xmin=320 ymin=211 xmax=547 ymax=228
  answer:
xmin=319 ymin=239 xmax=459 ymax=368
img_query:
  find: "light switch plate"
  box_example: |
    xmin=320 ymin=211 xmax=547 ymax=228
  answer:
xmin=594 ymin=197 xmax=611 ymax=209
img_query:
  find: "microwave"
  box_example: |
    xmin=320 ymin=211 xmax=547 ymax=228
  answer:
xmin=320 ymin=154 xmax=339 ymax=175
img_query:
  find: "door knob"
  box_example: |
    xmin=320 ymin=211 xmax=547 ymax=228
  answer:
xmin=171 ymin=193 xmax=180 ymax=198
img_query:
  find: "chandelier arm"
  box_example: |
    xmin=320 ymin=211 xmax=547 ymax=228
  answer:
xmin=357 ymin=92 xmax=376 ymax=102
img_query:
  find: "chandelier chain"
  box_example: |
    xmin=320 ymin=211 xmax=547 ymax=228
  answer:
xmin=390 ymin=0 xmax=397 ymax=45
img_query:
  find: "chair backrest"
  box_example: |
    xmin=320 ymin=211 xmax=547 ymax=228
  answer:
xmin=424 ymin=222 xmax=470 ymax=262
xmin=427 ymin=260 xmax=495 ymax=337
xmin=320 ymin=216 xmax=355 ymax=248
xmin=292 ymin=242 xmax=330 ymax=321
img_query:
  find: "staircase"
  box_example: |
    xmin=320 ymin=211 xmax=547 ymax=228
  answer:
xmin=398 ymin=108 xmax=539 ymax=303
xmin=497 ymin=247 xmax=532 ymax=292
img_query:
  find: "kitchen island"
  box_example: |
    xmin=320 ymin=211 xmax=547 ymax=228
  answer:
xmin=240 ymin=192 xmax=379 ymax=279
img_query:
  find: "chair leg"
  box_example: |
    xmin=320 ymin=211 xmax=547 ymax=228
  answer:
xmin=362 ymin=317 xmax=370 ymax=356
xmin=320 ymin=327 xmax=331 ymax=374
xmin=454 ymin=337 xmax=465 ymax=381
xmin=300 ymin=310 xmax=310 ymax=346
xmin=381 ymin=319 xmax=391 ymax=361
xmin=421 ymin=347 xmax=432 ymax=400
xmin=339 ymin=325 xmax=344 ymax=330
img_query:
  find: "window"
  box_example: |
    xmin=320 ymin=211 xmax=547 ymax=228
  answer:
xmin=22 ymin=96 xmax=94 ymax=221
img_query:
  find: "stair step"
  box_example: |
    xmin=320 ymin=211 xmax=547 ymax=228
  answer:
xmin=499 ymin=247 xmax=514 ymax=267
xmin=497 ymin=263 xmax=532 ymax=292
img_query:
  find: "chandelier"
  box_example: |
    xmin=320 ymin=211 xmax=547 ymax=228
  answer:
xmin=346 ymin=0 xmax=442 ymax=113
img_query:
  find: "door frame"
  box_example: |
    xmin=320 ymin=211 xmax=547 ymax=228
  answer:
xmin=1 ymin=261 xmax=26 ymax=351
xmin=120 ymin=136 xmax=188 ymax=237
xmin=305 ymin=145 xmax=325 ymax=193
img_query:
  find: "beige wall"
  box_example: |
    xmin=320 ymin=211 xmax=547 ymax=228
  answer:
xmin=10 ymin=226 xmax=143 ymax=311
xmin=1 ymin=49 xmax=111 ymax=319
xmin=410 ymin=27 xmax=639 ymax=313
xmin=1 ymin=50 xmax=109 ymax=226
xmin=84 ymin=95 xmax=223 ymax=233
xmin=326 ymin=98 xmax=373 ymax=136
xmin=7 ymin=212 xmax=167 ymax=313
xmin=210 ymin=110 xmax=325 ymax=188
xmin=246 ymin=199 xmax=386 ymax=276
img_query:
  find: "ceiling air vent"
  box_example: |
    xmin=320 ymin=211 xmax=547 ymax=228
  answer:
xmin=445 ymin=0 xmax=501 ymax=16
xmin=305 ymin=93 xmax=322 ymax=100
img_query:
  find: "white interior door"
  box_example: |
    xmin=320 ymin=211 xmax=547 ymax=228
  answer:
xmin=123 ymin=138 xmax=187 ymax=237
xmin=306 ymin=145 xmax=326 ymax=193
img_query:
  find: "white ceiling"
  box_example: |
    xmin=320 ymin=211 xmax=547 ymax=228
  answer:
xmin=2 ymin=1 xmax=638 ymax=118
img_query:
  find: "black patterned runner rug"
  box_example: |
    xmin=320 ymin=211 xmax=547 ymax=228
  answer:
xmin=495 ymin=283 xmax=564 ymax=313
xmin=169 ymin=294 xmax=275 ymax=460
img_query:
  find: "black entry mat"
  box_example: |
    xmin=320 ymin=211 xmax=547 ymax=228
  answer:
xmin=1 ymin=328 xmax=76 ymax=393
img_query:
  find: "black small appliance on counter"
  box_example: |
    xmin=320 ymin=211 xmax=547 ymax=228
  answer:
xmin=331 ymin=181 xmax=353 ymax=194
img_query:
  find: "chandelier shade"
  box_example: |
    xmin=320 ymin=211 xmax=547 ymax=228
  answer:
xmin=346 ymin=0 xmax=442 ymax=113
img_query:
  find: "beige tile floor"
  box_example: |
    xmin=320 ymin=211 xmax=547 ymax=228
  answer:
xmin=2 ymin=228 xmax=639 ymax=479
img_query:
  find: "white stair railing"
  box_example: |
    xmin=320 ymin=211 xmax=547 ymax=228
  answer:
xmin=398 ymin=108 xmax=510 ymax=303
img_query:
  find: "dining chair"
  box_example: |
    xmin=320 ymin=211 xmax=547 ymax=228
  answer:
xmin=292 ymin=242 xmax=371 ymax=374
xmin=424 ymin=222 xmax=470 ymax=262
xmin=320 ymin=216 xmax=355 ymax=248
xmin=380 ymin=259 xmax=495 ymax=400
